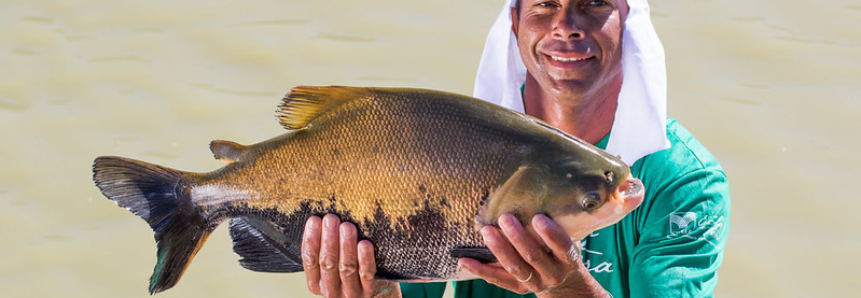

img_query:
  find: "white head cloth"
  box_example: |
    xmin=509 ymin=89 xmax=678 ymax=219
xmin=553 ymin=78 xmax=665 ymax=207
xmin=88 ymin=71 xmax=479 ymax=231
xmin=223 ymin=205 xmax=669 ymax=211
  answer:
xmin=473 ymin=0 xmax=670 ymax=165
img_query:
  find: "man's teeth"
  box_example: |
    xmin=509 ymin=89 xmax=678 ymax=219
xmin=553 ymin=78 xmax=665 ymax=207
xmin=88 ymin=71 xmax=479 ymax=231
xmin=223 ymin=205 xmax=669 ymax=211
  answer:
xmin=551 ymin=56 xmax=589 ymax=62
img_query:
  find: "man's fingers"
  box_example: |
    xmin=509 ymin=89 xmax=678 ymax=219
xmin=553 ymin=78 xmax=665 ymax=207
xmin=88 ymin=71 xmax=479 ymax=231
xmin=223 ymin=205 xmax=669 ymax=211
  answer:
xmin=302 ymin=216 xmax=323 ymax=295
xmin=480 ymin=224 xmax=535 ymax=286
xmin=357 ymin=240 xmax=378 ymax=297
xmin=319 ymin=214 xmax=342 ymax=298
xmin=532 ymin=214 xmax=577 ymax=265
xmin=458 ymin=258 xmax=530 ymax=295
xmin=498 ymin=214 xmax=557 ymax=284
xmin=339 ymin=223 xmax=361 ymax=298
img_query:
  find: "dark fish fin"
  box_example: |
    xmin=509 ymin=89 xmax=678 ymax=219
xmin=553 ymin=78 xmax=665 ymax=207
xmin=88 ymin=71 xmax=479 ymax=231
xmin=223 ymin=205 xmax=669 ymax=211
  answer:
xmin=229 ymin=217 xmax=304 ymax=272
xmin=450 ymin=247 xmax=498 ymax=263
xmin=93 ymin=156 xmax=212 ymax=294
xmin=277 ymin=86 xmax=372 ymax=129
xmin=209 ymin=140 xmax=249 ymax=163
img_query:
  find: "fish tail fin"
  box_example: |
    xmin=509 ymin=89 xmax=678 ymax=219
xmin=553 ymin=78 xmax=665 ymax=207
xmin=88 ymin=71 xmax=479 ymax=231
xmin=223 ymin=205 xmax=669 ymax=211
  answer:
xmin=93 ymin=156 xmax=212 ymax=294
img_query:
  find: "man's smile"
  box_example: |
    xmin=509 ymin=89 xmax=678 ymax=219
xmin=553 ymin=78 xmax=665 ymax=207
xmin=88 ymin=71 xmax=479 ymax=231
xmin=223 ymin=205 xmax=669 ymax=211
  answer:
xmin=548 ymin=55 xmax=593 ymax=62
xmin=541 ymin=52 xmax=597 ymax=73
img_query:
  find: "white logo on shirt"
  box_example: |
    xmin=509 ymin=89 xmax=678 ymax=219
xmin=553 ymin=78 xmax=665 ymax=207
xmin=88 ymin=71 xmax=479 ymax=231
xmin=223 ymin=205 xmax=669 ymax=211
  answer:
xmin=667 ymin=212 xmax=724 ymax=248
xmin=580 ymin=212 xmax=725 ymax=276
xmin=581 ymin=232 xmax=614 ymax=273
xmin=669 ymin=212 xmax=697 ymax=236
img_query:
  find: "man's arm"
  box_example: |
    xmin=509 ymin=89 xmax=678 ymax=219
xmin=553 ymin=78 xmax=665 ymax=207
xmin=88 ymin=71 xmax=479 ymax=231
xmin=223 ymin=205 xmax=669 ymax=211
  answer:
xmin=458 ymin=213 xmax=610 ymax=298
xmin=626 ymin=168 xmax=730 ymax=298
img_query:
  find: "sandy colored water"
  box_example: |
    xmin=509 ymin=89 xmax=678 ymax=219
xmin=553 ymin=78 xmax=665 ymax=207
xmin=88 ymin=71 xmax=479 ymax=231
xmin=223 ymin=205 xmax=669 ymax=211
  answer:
xmin=1 ymin=1 xmax=859 ymax=297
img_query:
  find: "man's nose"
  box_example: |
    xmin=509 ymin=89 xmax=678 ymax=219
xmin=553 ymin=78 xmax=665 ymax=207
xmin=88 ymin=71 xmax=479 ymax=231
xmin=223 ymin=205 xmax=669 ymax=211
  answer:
xmin=551 ymin=12 xmax=585 ymax=41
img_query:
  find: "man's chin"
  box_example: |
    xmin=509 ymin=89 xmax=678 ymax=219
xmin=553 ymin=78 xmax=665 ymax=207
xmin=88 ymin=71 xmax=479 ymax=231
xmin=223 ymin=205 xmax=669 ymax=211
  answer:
xmin=542 ymin=79 xmax=595 ymax=100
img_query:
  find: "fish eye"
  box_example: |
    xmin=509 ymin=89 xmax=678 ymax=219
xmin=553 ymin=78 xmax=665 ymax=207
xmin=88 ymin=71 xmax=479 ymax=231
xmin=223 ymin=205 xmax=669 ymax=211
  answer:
xmin=582 ymin=191 xmax=602 ymax=210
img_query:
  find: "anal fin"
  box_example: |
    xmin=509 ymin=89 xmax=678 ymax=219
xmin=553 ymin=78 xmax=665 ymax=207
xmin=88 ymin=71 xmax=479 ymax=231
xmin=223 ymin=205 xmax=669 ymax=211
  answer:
xmin=229 ymin=217 xmax=303 ymax=273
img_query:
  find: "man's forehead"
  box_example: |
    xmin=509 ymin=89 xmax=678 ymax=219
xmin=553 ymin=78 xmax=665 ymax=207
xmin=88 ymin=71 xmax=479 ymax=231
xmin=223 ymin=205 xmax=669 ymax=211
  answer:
xmin=518 ymin=0 xmax=628 ymax=3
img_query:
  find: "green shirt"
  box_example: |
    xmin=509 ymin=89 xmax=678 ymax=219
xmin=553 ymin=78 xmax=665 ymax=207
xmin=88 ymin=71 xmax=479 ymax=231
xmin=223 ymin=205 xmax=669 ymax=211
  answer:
xmin=401 ymin=118 xmax=731 ymax=298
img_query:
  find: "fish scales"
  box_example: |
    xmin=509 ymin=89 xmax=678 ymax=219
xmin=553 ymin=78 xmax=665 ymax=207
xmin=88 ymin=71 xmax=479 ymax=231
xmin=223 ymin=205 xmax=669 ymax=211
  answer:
xmin=198 ymin=90 xmax=531 ymax=279
xmin=212 ymin=91 xmax=527 ymax=221
xmin=93 ymin=86 xmax=643 ymax=294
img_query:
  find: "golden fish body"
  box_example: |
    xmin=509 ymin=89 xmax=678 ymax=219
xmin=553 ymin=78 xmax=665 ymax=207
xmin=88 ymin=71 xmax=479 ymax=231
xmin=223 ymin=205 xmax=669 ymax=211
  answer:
xmin=93 ymin=86 xmax=643 ymax=294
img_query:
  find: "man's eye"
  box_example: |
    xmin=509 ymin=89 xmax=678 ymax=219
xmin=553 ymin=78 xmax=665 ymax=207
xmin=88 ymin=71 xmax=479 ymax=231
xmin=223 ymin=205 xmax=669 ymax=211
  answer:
xmin=584 ymin=0 xmax=609 ymax=6
xmin=582 ymin=0 xmax=613 ymax=13
xmin=536 ymin=1 xmax=558 ymax=8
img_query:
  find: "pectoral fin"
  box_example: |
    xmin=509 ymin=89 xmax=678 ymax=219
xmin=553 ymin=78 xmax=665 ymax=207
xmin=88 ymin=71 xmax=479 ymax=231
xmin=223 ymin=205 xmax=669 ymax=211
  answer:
xmin=478 ymin=165 xmax=546 ymax=227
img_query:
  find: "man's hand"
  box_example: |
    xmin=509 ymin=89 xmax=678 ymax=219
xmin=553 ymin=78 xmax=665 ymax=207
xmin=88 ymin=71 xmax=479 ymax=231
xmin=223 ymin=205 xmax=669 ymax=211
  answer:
xmin=458 ymin=214 xmax=609 ymax=297
xmin=301 ymin=214 xmax=401 ymax=298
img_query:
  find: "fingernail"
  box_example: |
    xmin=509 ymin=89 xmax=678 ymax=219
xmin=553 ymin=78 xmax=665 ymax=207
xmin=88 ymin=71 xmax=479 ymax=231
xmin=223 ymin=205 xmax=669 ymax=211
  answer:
xmin=533 ymin=214 xmax=552 ymax=229
xmin=499 ymin=214 xmax=517 ymax=230
xmin=480 ymin=226 xmax=495 ymax=243
xmin=324 ymin=214 xmax=338 ymax=228
xmin=340 ymin=223 xmax=355 ymax=239
xmin=305 ymin=217 xmax=320 ymax=230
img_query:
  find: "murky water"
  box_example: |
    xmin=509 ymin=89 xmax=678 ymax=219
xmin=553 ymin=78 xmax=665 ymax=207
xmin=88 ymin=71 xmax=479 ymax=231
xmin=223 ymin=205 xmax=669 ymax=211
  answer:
xmin=2 ymin=1 xmax=859 ymax=297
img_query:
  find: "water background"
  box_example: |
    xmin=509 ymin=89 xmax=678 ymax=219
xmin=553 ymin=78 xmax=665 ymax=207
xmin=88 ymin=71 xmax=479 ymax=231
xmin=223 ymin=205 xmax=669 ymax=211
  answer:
xmin=1 ymin=1 xmax=859 ymax=297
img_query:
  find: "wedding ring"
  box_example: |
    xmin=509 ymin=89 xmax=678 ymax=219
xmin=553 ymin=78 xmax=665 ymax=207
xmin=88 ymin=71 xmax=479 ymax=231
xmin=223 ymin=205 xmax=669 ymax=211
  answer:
xmin=517 ymin=271 xmax=534 ymax=283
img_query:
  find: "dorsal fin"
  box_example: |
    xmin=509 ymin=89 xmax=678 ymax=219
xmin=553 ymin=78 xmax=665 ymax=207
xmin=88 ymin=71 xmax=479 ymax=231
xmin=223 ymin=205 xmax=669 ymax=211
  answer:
xmin=209 ymin=140 xmax=249 ymax=163
xmin=276 ymin=86 xmax=373 ymax=130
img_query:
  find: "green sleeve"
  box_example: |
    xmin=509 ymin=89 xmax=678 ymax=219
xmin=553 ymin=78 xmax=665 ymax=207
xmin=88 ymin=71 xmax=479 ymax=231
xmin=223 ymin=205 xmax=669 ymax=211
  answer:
xmin=400 ymin=280 xmax=539 ymax=298
xmin=628 ymin=168 xmax=730 ymax=298
xmin=452 ymin=279 xmax=535 ymax=298
xmin=400 ymin=282 xmax=447 ymax=298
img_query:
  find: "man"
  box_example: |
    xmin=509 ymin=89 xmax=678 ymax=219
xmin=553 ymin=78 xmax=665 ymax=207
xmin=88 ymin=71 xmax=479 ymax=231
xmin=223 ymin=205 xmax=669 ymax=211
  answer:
xmin=301 ymin=0 xmax=730 ymax=297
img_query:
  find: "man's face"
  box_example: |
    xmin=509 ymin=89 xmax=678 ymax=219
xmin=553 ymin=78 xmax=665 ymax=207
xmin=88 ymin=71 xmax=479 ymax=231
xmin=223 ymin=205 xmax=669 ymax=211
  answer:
xmin=512 ymin=0 xmax=628 ymax=101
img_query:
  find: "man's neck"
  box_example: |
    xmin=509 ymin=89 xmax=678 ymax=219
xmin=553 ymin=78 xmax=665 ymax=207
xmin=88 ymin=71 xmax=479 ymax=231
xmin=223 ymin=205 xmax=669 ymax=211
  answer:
xmin=521 ymin=75 xmax=621 ymax=145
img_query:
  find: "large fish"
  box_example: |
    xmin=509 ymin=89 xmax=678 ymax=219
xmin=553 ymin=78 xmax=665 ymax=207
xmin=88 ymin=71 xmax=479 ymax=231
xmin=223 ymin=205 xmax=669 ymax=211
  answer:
xmin=93 ymin=86 xmax=644 ymax=294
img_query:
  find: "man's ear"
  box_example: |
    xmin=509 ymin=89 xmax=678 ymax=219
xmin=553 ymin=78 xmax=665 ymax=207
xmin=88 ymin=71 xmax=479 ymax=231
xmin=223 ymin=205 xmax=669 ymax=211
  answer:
xmin=510 ymin=7 xmax=519 ymax=37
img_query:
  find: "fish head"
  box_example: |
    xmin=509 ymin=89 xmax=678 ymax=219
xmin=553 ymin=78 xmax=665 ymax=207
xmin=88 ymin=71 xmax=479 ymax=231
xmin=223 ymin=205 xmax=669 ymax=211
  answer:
xmin=539 ymin=154 xmax=644 ymax=240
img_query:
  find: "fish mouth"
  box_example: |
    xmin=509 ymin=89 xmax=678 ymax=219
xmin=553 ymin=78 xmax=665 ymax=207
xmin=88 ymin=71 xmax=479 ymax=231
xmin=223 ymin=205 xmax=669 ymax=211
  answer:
xmin=616 ymin=175 xmax=644 ymax=211
xmin=618 ymin=176 xmax=643 ymax=200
